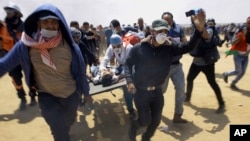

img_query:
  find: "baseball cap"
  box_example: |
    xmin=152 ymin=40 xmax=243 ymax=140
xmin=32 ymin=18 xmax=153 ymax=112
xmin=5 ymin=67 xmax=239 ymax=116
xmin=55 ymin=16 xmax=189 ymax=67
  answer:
xmin=4 ymin=1 xmax=23 ymax=17
xmin=110 ymin=34 xmax=122 ymax=45
xmin=152 ymin=19 xmax=170 ymax=31
xmin=38 ymin=11 xmax=59 ymax=20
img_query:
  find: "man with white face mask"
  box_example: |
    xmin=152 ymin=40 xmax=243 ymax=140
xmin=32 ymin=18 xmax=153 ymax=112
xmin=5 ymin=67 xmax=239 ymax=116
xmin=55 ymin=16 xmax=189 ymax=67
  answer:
xmin=125 ymin=10 xmax=206 ymax=140
xmin=100 ymin=34 xmax=136 ymax=120
xmin=0 ymin=4 xmax=90 ymax=141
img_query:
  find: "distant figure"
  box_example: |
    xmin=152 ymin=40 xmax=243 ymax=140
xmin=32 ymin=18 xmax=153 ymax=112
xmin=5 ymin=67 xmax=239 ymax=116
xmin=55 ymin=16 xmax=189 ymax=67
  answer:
xmin=224 ymin=23 xmax=238 ymax=47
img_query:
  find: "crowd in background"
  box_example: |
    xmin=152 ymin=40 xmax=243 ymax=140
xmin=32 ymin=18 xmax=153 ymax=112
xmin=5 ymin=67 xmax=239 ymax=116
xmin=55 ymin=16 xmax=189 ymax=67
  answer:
xmin=68 ymin=20 xmax=244 ymax=61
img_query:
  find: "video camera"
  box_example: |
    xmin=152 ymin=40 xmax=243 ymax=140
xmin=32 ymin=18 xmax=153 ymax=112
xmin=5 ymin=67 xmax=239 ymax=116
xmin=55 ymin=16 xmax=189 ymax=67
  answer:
xmin=185 ymin=8 xmax=203 ymax=17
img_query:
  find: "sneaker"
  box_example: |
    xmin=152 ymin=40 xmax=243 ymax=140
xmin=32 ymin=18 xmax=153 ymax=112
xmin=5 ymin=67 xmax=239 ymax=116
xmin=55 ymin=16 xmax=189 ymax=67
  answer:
xmin=216 ymin=105 xmax=226 ymax=114
xmin=184 ymin=98 xmax=190 ymax=102
xmin=222 ymin=73 xmax=228 ymax=83
xmin=230 ymin=84 xmax=239 ymax=91
xmin=19 ymin=98 xmax=27 ymax=110
xmin=29 ymin=97 xmax=37 ymax=106
xmin=173 ymin=115 xmax=188 ymax=124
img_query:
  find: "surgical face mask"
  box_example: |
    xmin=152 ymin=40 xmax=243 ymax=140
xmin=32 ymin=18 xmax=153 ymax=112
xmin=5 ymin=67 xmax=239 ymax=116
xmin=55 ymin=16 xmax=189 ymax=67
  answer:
xmin=155 ymin=32 xmax=167 ymax=44
xmin=40 ymin=28 xmax=58 ymax=38
xmin=113 ymin=47 xmax=122 ymax=54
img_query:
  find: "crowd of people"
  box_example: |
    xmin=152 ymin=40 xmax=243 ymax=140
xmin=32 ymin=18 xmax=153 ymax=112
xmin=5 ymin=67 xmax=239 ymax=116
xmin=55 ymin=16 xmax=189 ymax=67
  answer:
xmin=0 ymin=2 xmax=249 ymax=141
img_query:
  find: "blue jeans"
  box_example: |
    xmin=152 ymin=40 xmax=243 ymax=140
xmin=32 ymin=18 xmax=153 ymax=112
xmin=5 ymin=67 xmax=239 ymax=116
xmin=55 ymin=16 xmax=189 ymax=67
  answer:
xmin=38 ymin=91 xmax=79 ymax=141
xmin=162 ymin=63 xmax=185 ymax=115
xmin=225 ymin=54 xmax=249 ymax=84
xmin=122 ymin=85 xmax=134 ymax=112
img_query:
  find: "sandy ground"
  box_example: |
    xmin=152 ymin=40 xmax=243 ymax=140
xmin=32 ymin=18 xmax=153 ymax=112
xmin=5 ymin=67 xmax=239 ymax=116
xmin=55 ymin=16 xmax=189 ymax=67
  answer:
xmin=0 ymin=45 xmax=250 ymax=141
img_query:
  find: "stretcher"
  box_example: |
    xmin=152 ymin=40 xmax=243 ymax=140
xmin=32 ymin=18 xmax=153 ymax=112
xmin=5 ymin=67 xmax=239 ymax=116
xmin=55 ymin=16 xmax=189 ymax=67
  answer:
xmin=89 ymin=79 xmax=126 ymax=96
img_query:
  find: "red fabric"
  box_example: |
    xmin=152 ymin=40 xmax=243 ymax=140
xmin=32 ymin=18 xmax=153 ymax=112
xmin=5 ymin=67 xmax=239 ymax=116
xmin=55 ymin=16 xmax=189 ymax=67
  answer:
xmin=122 ymin=33 xmax=140 ymax=47
xmin=230 ymin=32 xmax=247 ymax=52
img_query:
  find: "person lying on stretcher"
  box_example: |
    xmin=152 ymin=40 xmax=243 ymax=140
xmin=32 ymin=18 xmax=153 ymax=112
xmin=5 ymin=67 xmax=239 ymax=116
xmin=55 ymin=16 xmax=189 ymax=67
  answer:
xmin=88 ymin=65 xmax=125 ymax=87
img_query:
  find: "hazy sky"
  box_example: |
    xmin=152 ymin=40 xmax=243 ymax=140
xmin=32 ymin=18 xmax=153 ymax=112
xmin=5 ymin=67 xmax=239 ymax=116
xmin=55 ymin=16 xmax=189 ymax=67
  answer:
xmin=1 ymin=0 xmax=249 ymax=27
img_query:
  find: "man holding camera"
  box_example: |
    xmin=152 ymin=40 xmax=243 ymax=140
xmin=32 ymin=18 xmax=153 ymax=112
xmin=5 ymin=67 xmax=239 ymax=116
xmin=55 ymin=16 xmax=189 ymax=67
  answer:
xmin=185 ymin=14 xmax=226 ymax=114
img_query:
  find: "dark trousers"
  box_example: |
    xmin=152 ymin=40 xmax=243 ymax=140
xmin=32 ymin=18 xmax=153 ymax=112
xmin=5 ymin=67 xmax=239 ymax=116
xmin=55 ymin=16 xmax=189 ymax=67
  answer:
xmin=9 ymin=65 xmax=23 ymax=86
xmin=38 ymin=91 xmax=79 ymax=141
xmin=186 ymin=63 xmax=224 ymax=106
xmin=131 ymin=88 xmax=164 ymax=139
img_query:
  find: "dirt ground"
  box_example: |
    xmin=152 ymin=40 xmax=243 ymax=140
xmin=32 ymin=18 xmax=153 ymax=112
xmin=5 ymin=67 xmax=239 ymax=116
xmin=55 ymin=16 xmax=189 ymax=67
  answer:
xmin=0 ymin=45 xmax=250 ymax=141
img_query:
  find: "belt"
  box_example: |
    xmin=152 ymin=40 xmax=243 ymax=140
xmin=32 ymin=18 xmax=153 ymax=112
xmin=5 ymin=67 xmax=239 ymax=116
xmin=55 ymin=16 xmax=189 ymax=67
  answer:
xmin=171 ymin=61 xmax=180 ymax=65
xmin=136 ymin=85 xmax=160 ymax=91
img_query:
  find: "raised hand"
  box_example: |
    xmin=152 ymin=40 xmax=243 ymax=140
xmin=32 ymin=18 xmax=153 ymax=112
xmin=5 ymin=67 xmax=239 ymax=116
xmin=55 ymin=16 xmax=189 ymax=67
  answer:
xmin=191 ymin=9 xmax=206 ymax=32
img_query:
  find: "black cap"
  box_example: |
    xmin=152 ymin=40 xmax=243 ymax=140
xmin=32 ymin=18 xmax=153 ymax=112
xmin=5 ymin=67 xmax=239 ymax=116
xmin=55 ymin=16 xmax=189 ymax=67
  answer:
xmin=38 ymin=11 xmax=59 ymax=20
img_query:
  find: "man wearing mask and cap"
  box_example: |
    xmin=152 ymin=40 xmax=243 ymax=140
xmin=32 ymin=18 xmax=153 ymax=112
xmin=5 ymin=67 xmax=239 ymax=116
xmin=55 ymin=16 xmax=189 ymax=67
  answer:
xmin=0 ymin=1 xmax=37 ymax=110
xmin=0 ymin=3 xmax=90 ymax=141
xmin=100 ymin=33 xmax=136 ymax=120
xmin=124 ymin=10 xmax=206 ymax=141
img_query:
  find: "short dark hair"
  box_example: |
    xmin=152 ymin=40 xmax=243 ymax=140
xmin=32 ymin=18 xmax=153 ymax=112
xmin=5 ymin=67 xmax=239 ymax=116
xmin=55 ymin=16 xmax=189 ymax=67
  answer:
xmin=102 ymin=74 xmax=113 ymax=87
xmin=161 ymin=11 xmax=173 ymax=19
xmin=70 ymin=21 xmax=79 ymax=27
xmin=110 ymin=19 xmax=120 ymax=28
xmin=207 ymin=18 xmax=216 ymax=25
xmin=83 ymin=22 xmax=89 ymax=26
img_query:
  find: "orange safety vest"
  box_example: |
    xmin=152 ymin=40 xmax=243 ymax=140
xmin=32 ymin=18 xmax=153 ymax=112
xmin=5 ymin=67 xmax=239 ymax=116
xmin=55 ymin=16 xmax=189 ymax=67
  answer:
xmin=0 ymin=22 xmax=22 ymax=51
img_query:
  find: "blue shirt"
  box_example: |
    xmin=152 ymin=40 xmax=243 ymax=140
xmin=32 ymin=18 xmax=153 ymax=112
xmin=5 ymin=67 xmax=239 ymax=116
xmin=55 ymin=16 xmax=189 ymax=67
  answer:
xmin=168 ymin=22 xmax=186 ymax=63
